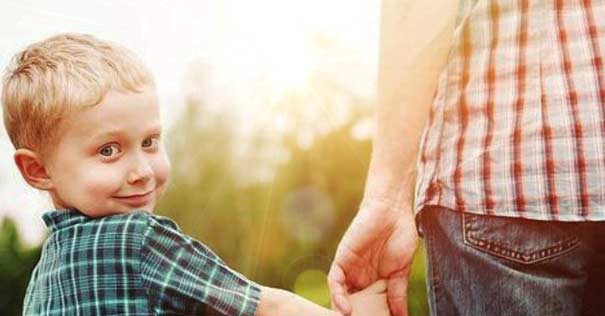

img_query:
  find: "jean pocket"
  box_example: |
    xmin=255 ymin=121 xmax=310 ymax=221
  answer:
xmin=462 ymin=212 xmax=580 ymax=265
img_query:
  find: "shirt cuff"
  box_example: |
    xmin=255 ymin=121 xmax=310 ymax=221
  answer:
xmin=240 ymin=280 xmax=262 ymax=316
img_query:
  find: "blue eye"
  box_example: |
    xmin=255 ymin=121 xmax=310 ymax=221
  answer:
xmin=99 ymin=144 xmax=120 ymax=157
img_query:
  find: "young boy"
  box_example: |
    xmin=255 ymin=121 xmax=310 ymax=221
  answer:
xmin=1 ymin=33 xmax=389 ymax=316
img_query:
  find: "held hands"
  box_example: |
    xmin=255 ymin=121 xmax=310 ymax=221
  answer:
xmin=328 ymin=199 xmax=419 ymax=316
xmin=256 ymin=200 xmax=418 ymax=316
xmin=256 ymin=280 xmax=388 ymax=316
xmin=348 ymin=280 xmax=389 ymax=316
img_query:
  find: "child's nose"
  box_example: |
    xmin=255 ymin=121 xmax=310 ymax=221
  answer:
xmin=127 ymin=155 xmax=153 ymax=185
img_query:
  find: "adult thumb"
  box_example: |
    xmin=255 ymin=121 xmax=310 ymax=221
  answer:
xmin=387 ymin=274 xmax=409 ymax=316
xmin=328 ymin=265 xmax=352 ymax=316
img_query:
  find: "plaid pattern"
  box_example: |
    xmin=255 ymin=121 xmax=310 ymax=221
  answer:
xmin=23 ymin=209 xmax=261 ymax=316
xmin=415 ymin=0 xmax=605 ymax=221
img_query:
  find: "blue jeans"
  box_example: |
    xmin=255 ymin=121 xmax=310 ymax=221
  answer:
xmin=418 ymin=205 xmax=605 ymax=316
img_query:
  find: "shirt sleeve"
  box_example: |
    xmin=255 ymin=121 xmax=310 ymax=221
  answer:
xmin=139 ymin=216 xmax=261 ymax=316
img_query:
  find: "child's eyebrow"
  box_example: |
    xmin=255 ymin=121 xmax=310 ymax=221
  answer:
xmin=88 ymin=124 xmax=162 ymax=143
xmin=90 ymin=129 xmax=125 ymax=142
xmin=146 ymin=125 xmax=162 ymax=135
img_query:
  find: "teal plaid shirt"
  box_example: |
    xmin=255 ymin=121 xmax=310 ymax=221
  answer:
xmin=23 ymin=209 xmax=261 ymax=316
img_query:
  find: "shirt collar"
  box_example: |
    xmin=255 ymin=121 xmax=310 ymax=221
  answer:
xmin=42 ymin=208 xmax=90 ymax=232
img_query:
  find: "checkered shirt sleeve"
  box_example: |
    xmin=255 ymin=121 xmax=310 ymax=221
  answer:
xmin=140 ymin=215 xmax=261 ymax=316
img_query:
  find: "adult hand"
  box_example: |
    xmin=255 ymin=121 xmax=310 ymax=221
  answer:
xmin=328 ymin=199 xmax=418 ymax=316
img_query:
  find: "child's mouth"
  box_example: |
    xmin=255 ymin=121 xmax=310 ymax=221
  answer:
xmin=113 ymin=190 xmax=155 ymax=206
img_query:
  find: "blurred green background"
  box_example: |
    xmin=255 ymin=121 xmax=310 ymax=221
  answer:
xmin=0 ymin=70 xmax=429 ymax=316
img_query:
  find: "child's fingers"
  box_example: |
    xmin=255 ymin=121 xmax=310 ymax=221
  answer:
xmin=362 ymin=279 xmax=387 ymax=294
xmin=350 ymin=279 xmax=387 ymax=296
xmin=349 ymin=293 xmax=389 ymax=316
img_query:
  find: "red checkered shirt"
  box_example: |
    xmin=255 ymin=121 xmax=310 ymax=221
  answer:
xmin=414 ymin=0 xmax=605 ymax=221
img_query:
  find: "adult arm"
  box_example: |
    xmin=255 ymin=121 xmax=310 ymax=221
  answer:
xmin=328 ymin=1 xmax=459 ymax=316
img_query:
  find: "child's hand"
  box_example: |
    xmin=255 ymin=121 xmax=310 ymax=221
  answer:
xmin=256 ymin=281 xmax=389 ymax=316
xmin=349 ymin=280 xmax=390 ymax=316
xmin=257 ymin=286 xmax=342 ymax=316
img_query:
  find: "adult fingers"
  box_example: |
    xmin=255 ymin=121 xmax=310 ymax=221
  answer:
xmin=328 ymin=263 xmax=352 ymax=316
xmin=387 ymin=273 xmax=409 ymax=316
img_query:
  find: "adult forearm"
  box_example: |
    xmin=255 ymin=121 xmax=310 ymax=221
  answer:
xmin=364 ymin=48 xmax=442 ymax=205
xmin=363 ymin=100 xmax=430 ymax=207
xmin=362 ymin=0 xmax=459 ymax=208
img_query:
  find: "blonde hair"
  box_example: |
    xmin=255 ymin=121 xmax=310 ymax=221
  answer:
xmin=1 ymin=33 xmax=154 ymax=156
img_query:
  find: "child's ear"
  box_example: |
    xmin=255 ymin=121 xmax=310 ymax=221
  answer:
xmin=14 ymin=149 xmax=54 ymax=191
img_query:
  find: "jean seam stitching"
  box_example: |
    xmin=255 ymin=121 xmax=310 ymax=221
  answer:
xmin=462 ymin=213 xmax=581 ymax=264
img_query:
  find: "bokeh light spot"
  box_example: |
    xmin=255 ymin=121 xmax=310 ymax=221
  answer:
xmin=293 ymin=269 xmax=330 ymax=307
xmin=281 ymin=186 xmax=335 ymax=243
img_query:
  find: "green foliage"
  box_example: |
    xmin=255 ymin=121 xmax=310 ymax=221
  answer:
xmin=156 ymin=96 xmax=429 ymax=315
xmin=0 ymin=218 xmax=41 ymax=316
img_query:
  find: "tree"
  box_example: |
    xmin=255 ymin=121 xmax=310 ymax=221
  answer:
xmin=0 ymin=218 xmax=41 ymax=316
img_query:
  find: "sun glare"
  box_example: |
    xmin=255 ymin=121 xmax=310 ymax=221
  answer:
xmin=211 ymin=0 xmax=345 ymax=100
xmin=267 ymin=37 xmax=315 ymax=101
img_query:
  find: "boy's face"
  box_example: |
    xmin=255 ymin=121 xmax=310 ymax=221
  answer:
xmin=44 ymin=85 xmax=170 ymax=217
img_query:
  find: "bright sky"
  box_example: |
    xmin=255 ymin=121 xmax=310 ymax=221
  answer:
xmin=0 ymin=0 xmax=379 ymax=246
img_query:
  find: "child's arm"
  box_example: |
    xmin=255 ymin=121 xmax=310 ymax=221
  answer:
xmin=256 ymin=286 xmax=338 ymax=316
xmin=255 ymin=280 xmax=389 ymax=316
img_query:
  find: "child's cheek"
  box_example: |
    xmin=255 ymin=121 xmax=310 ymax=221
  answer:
xmin=154 ymin=149 xmax=171 ymax=190
xmin=82 ymin=165 xmax=124 ymax=197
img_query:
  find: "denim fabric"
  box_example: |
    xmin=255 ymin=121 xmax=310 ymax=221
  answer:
xmin=418 ymin=206 xmax=605 ymax=316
